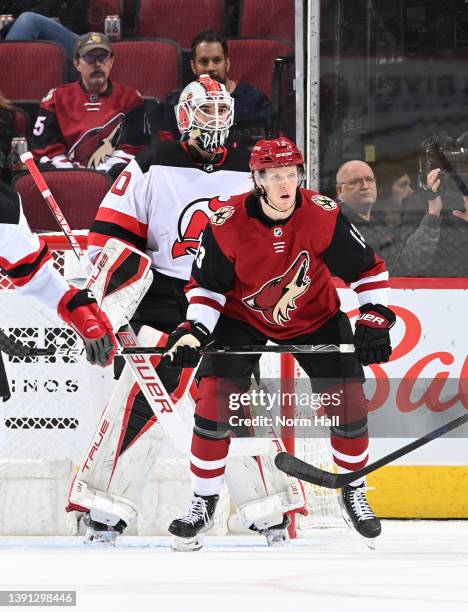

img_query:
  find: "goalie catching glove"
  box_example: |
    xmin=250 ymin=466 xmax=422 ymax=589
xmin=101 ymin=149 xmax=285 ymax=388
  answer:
xmin=162 ymin=321 xmax=211 ymax=368
xmin=58 ymin=287 xmax=117 ymax=367
xmin=354 ymin=303 xmax=396 ymax=365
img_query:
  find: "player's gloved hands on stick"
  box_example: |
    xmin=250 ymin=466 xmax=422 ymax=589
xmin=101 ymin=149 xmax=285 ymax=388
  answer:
xmin=58 ymin=287 xmax=117 ymax=367
xmin=354 ymin=303 xmax=396 ymax=365
xmin=163 ymin=321 xmax=211 ymax=368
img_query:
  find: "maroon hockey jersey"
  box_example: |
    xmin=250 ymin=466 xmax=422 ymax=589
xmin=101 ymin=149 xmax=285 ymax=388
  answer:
xmin=31 ymin=80 xmax=150 ymax=171
xmin=186 ymin=189 xmax=389 ymax=339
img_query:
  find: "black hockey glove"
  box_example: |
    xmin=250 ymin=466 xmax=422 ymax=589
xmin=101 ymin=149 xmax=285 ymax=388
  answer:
xmin=162 ymin=321 xmax=211 ymax=368
xmin=354 ymin=303 xmax=396 ymax=365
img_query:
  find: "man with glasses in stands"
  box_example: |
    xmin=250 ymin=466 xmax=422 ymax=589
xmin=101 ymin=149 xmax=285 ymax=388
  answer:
xmin=336 ymin=160 xmax=442 ymax=275
xmin=30 ymin=33 xmax=150 ymax=174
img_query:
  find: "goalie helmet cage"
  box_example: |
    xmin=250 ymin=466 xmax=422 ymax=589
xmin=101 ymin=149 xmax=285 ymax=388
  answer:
xmin=0 ymin=234 xmax=341 ymax=537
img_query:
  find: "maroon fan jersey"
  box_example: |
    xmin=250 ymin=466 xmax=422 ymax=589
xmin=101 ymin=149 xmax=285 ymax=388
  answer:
xmin=185 ymin=189 xmax=389 ymax=339
xmin=31 ymin=80 xmax=150 ymax=171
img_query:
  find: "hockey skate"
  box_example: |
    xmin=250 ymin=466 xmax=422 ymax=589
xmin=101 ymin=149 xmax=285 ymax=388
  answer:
xmin=168 ymin=494 xmax=219 ymax=551
xmin=339 ymin=483 xmax=381 ymax=547
xmin=83 ymin=513 xmax=126 ymax=547
xmin=251 ymin=514 xmax=291 ymax=547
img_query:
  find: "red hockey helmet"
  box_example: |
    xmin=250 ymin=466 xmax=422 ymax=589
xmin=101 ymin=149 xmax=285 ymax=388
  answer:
xmin=249 ymin=137 xmax=304 ymax=171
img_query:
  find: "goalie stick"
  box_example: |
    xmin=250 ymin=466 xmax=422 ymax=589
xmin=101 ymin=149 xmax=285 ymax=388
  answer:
xmin=0 ymin=331 xmax=353 ymax=358
xmin=275 ymin=413 xmax=468 ymax=488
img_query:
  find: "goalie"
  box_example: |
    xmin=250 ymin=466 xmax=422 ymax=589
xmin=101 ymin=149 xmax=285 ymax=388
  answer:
xmin=0 ymin=182 xmax=116 ymax=382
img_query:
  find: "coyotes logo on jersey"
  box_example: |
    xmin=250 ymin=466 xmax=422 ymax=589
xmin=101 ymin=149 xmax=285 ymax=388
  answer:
xmin=172 ymin=196 xmax=228 ymax=258
xmin=68 ymin=113 xmax=124 ymax=169
xmin=243 ymin=251 xmax=311 ymax=326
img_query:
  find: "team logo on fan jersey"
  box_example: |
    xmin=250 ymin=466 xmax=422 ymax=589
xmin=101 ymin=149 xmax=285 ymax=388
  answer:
xmin=243 ymin=251 xmax=311 ymax=326
xmin=211 ymin=206 xmax=234 ymax=226
xmin=172 ymin=196 xmax=228 ymax=258
xmin=312 ymin=195 xmax=337 ymax=210
xmin=41 ymin=88 xmax=55 ymax=103
xmin=68 ymin=113 xmax=124 ymax=169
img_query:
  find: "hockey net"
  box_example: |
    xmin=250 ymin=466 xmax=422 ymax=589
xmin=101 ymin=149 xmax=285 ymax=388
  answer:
xmin=0 ymin=234 xmax=341 ymax=536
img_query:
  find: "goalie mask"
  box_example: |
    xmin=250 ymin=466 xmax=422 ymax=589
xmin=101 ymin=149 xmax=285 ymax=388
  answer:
xmin=176 ymin=74 xmax=234 ymax=153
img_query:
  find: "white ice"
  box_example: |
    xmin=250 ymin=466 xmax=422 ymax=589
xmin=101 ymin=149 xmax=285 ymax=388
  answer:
xmin=0 ymin=521 xmax=467 ymax=612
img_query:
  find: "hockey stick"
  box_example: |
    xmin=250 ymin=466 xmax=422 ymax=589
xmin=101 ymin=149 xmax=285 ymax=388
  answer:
xmin=275 ymin=413 xmax=468 ymax=489
xmin=0 ymin=331 xmax=353 ymax=358
xmin=19 ymin=152 xmax=193 ymax=452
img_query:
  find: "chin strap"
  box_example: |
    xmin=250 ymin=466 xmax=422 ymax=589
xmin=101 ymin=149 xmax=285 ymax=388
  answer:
xmin=261 ymin=194 xmax=297 ymax=214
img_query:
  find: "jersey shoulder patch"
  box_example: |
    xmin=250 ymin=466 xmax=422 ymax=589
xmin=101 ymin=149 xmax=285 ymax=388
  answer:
xmin=41 ymin=88 xmax=56 ymax=103
xmin=311 ymin=194 xmax=337 ymax=211
xmin=210 ymin=205 xmax=235 ymax=226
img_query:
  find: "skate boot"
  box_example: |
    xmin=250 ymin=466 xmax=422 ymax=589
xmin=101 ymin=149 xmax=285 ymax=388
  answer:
xmin=168 ymin=493 xmax=219 ymax=551
xmin=83 ymin=513 xmax=126 ymax=546
xmin=339 ymin=483 xmax=381 ymax=539
xmin=257 ymin=514 xmax=291 ymax=547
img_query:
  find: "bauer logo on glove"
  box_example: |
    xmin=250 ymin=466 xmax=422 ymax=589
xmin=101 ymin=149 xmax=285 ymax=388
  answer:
xmin=354 ymin=303 xmax=396 ymax=366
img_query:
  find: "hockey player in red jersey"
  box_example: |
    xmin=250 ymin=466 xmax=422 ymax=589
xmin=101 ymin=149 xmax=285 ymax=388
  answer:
xmin=164 ymin=137 xmax=396 ymax=544
xmin=68 ymin=75 xmax=285 ymax=544
xmin=30 ymin=33 xmax=150 ymax=172
xmin=0 ymin=183 xmax=117 ymax=370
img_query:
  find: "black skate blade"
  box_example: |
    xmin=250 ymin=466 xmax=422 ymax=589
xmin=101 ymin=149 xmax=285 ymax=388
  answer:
xmin=275 ymin=452 xmax=339 ymax=489
xmin=338 ymin=497 xmax=377 ymax=551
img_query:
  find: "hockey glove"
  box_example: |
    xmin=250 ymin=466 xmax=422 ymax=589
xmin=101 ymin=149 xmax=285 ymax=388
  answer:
xmin=162 ymin=321 xmax=211 ymax=368
xmin=354 ymin=303 xmax=396 ymax=365
xmin=58 ymin=287 xmax=117 ymax=367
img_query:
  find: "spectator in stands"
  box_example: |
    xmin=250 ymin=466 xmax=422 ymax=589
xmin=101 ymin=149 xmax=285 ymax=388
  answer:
xmin=30 ymin=33 xmax=150 ymax=174
xmin=160 ymin=30 xmax=272 ymax=146
xmin=336 ymin=160 xmax=443 ymax=276
xmin=372 ymin=162 xmax=414 ymax=227
xmin=399 ymin=168 xmax=468 ymax=277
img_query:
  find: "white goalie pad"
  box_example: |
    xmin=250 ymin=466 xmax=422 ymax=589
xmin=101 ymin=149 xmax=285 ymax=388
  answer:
xmin=86 ymin=238 xmax=153 ymax=330
xmin=225 ymin=440 xmax=306 ymax=531
xmin=68 ymin=326 xmax=169 ymax=527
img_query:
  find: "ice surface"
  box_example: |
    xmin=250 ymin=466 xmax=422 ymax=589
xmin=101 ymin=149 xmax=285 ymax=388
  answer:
xmin=0 ymin=521 xmax=467 ymax=612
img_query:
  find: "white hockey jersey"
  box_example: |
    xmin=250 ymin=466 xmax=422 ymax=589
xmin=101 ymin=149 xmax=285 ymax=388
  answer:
xmin=88 ymin=140 xmax=253 ymax=280
xmin=0 ymin=184 xmax=69 ymax=311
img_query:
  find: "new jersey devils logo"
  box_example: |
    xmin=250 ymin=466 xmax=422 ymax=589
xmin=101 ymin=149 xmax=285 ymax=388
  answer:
xmin=243 ymin=251 xmax=311 ymax=326
xmin=172 ymin=196 xmax=227 ymax=258
xmin=68 ymin=113 xmax=124 ymax=169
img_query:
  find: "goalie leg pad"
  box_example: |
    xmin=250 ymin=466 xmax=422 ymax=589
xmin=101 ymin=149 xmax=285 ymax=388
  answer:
xmin=69 ymin=478 xmax=138 ymax=528
xmin=68 ymin=325 xmax=168 ymax=526
xmin=225 ymin=441 xmax=305 ymax=531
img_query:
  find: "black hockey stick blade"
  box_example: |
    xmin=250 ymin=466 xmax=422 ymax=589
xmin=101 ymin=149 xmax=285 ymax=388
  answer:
xmin=275 ymin=413 xmax=468 ymax=489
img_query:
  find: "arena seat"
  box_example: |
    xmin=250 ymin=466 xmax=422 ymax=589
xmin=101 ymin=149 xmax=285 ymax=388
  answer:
xmin=13 ymin=170 xmax=112 ymax=231
xmin=226 ymin=37 xmax=294 ymax=99
xmin=111 ymin=39 xmax=182 ymax=99
xmin=239 ymin=0 xmax=295 ymax=42
xmin=0 ymin=41 xmax=66 ymax=101
xmin=135 ymin=0 xmax=224 ymax=48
